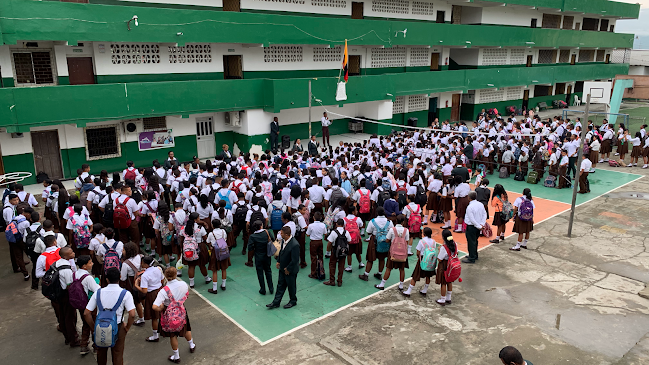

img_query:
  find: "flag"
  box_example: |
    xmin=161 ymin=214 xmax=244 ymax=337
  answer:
xmin=342 ymin=40 xmax=348 ymax=83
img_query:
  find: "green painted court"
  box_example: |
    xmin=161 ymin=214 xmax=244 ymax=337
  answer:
xmin=177 ymin=168 xmax=641 ymax=344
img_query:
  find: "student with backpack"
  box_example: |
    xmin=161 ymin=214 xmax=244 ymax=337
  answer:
xmin=351 ymin=179 xmax=372 ymax=235
xmin=24 ymin=211 xmax=44 ymax=290
xmin=510 ymin=188 xmax=535 ymax=251
xmin=402 ymin=227 xmax=437 ymax=297
xmin=96 ymin=228 xmax=124 ymax=287
xmin=402 ymin=195 xmax=422 ymax=257
xmin=489 ymin=184 xmax=511 ymax=244
xmin=84 ymin=267 xmax=136 ymax=365
xmin=66 ymin=203 xmax=94 ymax=256
xmin=123 ymin=160 xmax=140 ymax=183
xmin=41 ymin=247 xmax=79 ymax=346
xmin=359 ymin=207 xmax=393 ymax=282
xmin=343 ymin=205 xmax=364 ymax=273
xmin=120 ymin=242 xmax=146 ymax=328
xmin=154 ymin=201 xmax=175 ymax=268
xmin=135 ymin=256 xmax=165 ymax=343
xmin=153 ymin=267 xmax=196 ymax=364
xmin=180 ymin=212 xmax=211 ymax=289
xmin=374 ymin=214 xmax=409 ymax=291
xmin=113 ymin=185 xmax=141 ymax=245
xmin=436 ymin=229 xmax=459 ymax=306
xmin=268 ymin=192 xmax=287 ymax=238
xmin=70 ymin=255 xmax=101 ymax=355
xmin=324 ymin=178 xmax=349 ymax=210
xmin=382 ymin=190 xmax=400 ymax=224
xmin=306 ymin=211 xmax=327 ymax=280
xmin=6 ymin=199 xmax=32 ymax=281
xmin=207 ymin=219 xmax=231 ymax=294
xmin=231 ymin=192 xmax=250 ymax=250
xmin=323 ymin=219 xmax=352 ymax=287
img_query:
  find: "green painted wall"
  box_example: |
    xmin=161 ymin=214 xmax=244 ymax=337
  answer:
xmin=438 ymin=107 xmax=451 ymax=123
xmin=96 ymin=72 xmax=225 ymax=84
xmin=2 ymin=153 xmax=37 ymax=185
xmin=459 ymin=92 xmax=585 ymax=121
xmin=391 ymin=110 xmax=429 ymax=129
xmin=2 ymin=78 xmax=15 ymax=88
xmin=0 ymin=1 xmax=634 ymax=49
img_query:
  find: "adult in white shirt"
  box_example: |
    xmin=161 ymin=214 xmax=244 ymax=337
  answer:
xmin=152 ymin=268 xmax=196 ymax=362
xmin=463 ymin=192 xmax=486 ymax=264
xmin=321 ymin=112 xmax=332 ymax=147
xmin=135 ymin=256 xmax=164 ymax=343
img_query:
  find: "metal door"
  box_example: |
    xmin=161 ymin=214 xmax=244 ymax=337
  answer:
xmin=196 ymin=117 xmax=215 ymax=159
xmin=67 ymin=57 xmax=96 ymax=85
xmin=31 ymin=130 xmax=64 ymax=179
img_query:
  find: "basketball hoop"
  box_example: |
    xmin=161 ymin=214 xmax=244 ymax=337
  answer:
xmin=0 ymin=172 xmax=33 ymax=187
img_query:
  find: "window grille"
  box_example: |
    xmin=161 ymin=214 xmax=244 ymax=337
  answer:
xmin=168 ymin=44 xmax=212 ymax=64
xmin=482 ymin=49 xmax=508 ymax=66
xmin=559 ymin=50 xmax=570 ymax=63
xmin=596 ymin=50 xmax=606 ymax=62
xmin=538 ymin=50 xmax=556 ymax=64
xmin=393 ymin=96 xmax=405 ymax=114
xmin=506 ymin=87 xmax=523 ymax=101
xmin=13 ymin=51 xmax=55 ymax=85
xmin=578 ymin=50 xmax=595 ymax=63
xmin=479 ymin=89 xmax=505 ymax=104
xmin=509 ymin=49 xmax=526 ymax=65
xmin=371 ymin=0 xmax=409 ymax=14
xmin=541 ymin=14 xmax=561 ymax=29
xmin=311 ymin=0 xmax=346 ymax=7
xmin=313 ymin=46 xmax=342 ymax=62
xmin=370 ymin=47 xmax=406 ymax=68
xmin=85 ymin=126 xmax=121 ymax=160
xmin=562 ymin=16 xmax=574 ymax=29
xmin=411 ymin=1 xmax=433 ymax=16
xmin=409 ymin=48 xmax=431 ymax=67
xmin=111 ymin=44 xmax=160 ymax=65
xmin=143 ymin=117 xmax=167 ymax=131
xmin=264 ymin=46 xmax=303 ymax=63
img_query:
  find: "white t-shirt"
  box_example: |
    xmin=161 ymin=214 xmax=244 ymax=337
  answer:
xmin=416 ymin=237 xmax=436 ymax=259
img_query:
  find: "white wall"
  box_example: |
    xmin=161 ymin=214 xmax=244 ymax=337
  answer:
xmin=54 ymin=43 xmax=95 ymax=77
xmin=481 ymin=6 xmax=537 ymax=27
xmin=460 ymin=6 xmax=482 ymax=24
xmin=628 ymin=66 xmax=649 ymax=76
xmin=118 ymin=0 xmax=223 ymax=6
xmin=449 ymin=48 xmax=479 ymax=65
xmin=241 ymin=0 xmax=350 ymax=16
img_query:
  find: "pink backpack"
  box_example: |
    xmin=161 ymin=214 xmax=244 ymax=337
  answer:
xmin=407 ymin=205 xmax=421 ymax=233
xmin=358 ymin=190 xmax=371 ymax=214
xmin=344 ymin=217 xmax=360 ymax=244
xmin=161 ymin=286 xmax=188 ymax=333
xmin=389 ymin=227 xmax=408 ymax=262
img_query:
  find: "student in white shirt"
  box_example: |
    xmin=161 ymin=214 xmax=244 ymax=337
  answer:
xmin=374 ymin=215 xmax=409 ymax=291
xmin=152 ymin=267 xmax=196 ymax=363
xmin=402 ymin=227 xmax=436 ymax=297
xmin=510 ymin=189 xmax=535 ymax=251
xmin=323 ymin=218 xmax=352 ymax=287
xmin=74 ymin=255 xmax=101 ymax=355
xmin=305 ymin=211 xmax=327 ymax=279
xmin=359 ymin=207 xmax=393 ymax=282
xmin=180 ymin=212 xmax=211 ymax=289
xmin=135 ymin=255 xmax=164 ymax=343
xmin=120 ymin=242 xmax=145 ymax=326
xmin=207 ymin=219 xmax=231 ymax=294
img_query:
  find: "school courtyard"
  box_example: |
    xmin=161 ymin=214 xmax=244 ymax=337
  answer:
xmin=1 ymin=127 xmax=648 ymax=365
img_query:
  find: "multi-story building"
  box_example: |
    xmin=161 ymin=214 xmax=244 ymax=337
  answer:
xmin=0 ymin=0 xmax=639 ymax=184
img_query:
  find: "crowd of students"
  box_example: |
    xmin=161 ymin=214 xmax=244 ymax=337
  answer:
xmin=3 ymin=109 xmax=644 ymax=363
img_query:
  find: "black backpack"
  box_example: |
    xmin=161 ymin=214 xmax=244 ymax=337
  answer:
xmin=25 ymin=225 xmax=43 ymax=255
xmin=42 ymin=264 xmax=71 ymax=301
xmin=233 ymin=204 xmax=249 ymax=225
xmin=514 ymin=170 xmax=525 ymax=181
xmin=396 ymin=188 xmax=407 ymax=209
xmin=250 ymin=208 xmax=266 ymax=228
xmin=102 ymin=195 xmax=114 ymax=226
xmin=252 ymin=194 xmax=268 ymax=209
xmin=207 ymin=185 xmax=218 ymax=203
xmin=333 ymin=229 xmax=349 ymax=259
xmin=363 ymin=174 xmax=374 ymax=192
xmin=414 ymin=184 xmax=427 ymax=206
xmin=377 ymin=188 xmax=390 ymax=207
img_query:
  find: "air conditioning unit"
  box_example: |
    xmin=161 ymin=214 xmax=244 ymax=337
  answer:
xmin=122 ymin=120 xmax=141 ymax=134
xmin=11 ymin=133 xmax=24 ymax=138
xmin=225 ymin=111 xmax=242 ymax=127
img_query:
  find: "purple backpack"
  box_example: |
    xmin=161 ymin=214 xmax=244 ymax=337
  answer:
xmin=519 ymin=199 xmax=534 ymax=222
xmin=68 ymin=272 xmax=90 ymax=310
xmin=103 ymin=242 xmax=122 ymax=274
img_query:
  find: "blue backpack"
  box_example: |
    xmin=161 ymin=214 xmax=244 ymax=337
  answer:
xmin=5 ymin=217 xmax=26 ymax=243
xmin=381 ymin=178 xmax=391 ymax=191
xmin=373 ymin=220 xmax=391 ymax=253
xmin=270 ymin=206 xmax=284 ymax=230
xmin=93 ymin=288 xmax=127 ymax=348
xmin=217 ymin=190 xmax=232 ymax=210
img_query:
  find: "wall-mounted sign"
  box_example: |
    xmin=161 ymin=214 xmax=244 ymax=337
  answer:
xmin=138 ymin=129 xmax=175 ymax=151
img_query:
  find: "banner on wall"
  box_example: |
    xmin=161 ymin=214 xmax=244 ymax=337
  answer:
xmin=138 ymin=129 xmax=175 ymax=151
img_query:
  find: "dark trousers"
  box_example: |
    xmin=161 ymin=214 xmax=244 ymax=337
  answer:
xmin=57 ymin=290 xmax=79 ymax=345
xmin=233 ymin=223 xmax=247 ymax=250
xmin=255 ymin=255 xmax=273 ymax=293
xmin=9 ymin=240 xmax=28 ymax=275
xmin=579 ymin=172 xmax=590 ymax=193
xmin=309 ymin=239 xmax=324 ymax=276
xmin=296 ymin=231 xmax=306 ymax=266
xmin=322 ymin=126 xmax=330 ymax=146
xmin=97 ymin=324 xmax=126 ymax=365
xmin=568 ymin=156 xmax=577 ymax=178
xmin=29 ymin=252 xmax=40 ymax=289
xmin=466 ymin=225 xmax=480 ymax=261
xmin=272 ymin=271 xmax=297 ymax=305
xmin=328 ymin=256 xmax=346 ymax=284
xmin=79 ymin=308 xmax=93 ymax=348
xmin=270 ymin=133 xmax=279 ymax=151
xmin=118 ymin=220 xmax=140 ymax=245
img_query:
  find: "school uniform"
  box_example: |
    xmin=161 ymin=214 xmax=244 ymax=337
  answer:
xmin=557 ymin=156 xmax=569 ymax=189
xmin=454 ymin=183 xmax=471 ymax=220
xmin=140 ymin=200 xmax=159 ymax=240
xmin=53 ymin=258 xmax=79 ymax=345
xmin=114 ymin=195 xmax=141 ymax=244
xmin=74 ymin=268 xmax=100 ymax=349
xmin=207 ymin=229 xmax=232 ymax=271
xmin=306 ymin=220 xmax=327 ymax=278
xmin=402 ymin=203 xmax=422 ymax=238
xmin=66 ymin=213 xmax=93 ymax=256
xmin=120 ymin=255 xmax=142 ymax=294
xmin=426 ymin=179 xmax=442 ymax=212
xmin=512 ymin=197 xmax=535 ymax=234
xmin=25 ymin=222 xmax=44 ymax=289
xmin=8 ymin=213 xmax=29 ymax=276
xmin=140 ymin=266 xmax=164 ymax=321
xmin=435 ymin=245 xmax=452 ymax=285
xmin=154 ymin=279 xmax=192 ymax=338
xmin=180 ymin=225 xmax=209 ymax=268
xmin=439 ymin=185 xmax=453 ymax=213
xmin=343 ymin=214 xmax=363 ymax=256
xmin=365 ymin=216 xmax=393 ymax=263
xmin=385 ymin=226 xmax=409 ymax=270
xmin=291 ymin=213 xmax=309 ymax=267
xmin=579 ymin=159 xmax=592 ymax=194
xmin=410 ymin=237 xmax=436 ymax=281
xmin=326 ymin=227 xmax=352 ymax=285
xmin=86 ymin=284 xmax=136 ymax=365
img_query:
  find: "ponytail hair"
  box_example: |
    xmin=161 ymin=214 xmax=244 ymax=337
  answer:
xmin=523 ymin=188 xmax=532 ymax=200
xmin=185 ymin=212 xmax=199 ymax=236
xmin=442 ymin=229 xmax=457 ymax=255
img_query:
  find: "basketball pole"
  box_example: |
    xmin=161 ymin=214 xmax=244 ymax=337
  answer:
xmin=567 ymin=93 xmax=591 ymax=238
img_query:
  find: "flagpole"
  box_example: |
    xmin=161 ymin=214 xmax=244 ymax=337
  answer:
xmin=308 ymin=79 xmax=312 ymax=138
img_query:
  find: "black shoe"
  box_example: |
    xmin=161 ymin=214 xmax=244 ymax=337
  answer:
xmin=461 ymin=258 xmax=475 ymax=264
xmin=207 ymin=289 xmax=217 ymax=294
xmin=269 ymin=288 xmax=274 ymax=295
xmin=266 ymin=303 xmax=280 ymax=309
xmin=373 ymin=273 xmax=382 ymax=280
xmin=221 ymin=285 xmax=226 ymax=291
xmin=374 ymin=285 xmax=384 ymax=290
xmin=283 ymin=302 xmax=296 ymax=309
xmin=259 ymin=289 xmax=266 ymax=295
xmin=358 ymin=274 xmax=369 ymax=281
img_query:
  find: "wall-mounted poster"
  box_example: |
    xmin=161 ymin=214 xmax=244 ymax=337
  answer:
xmin=139 ymin=129 xmax=175 ymax=151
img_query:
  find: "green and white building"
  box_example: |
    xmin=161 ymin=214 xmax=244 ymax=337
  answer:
xmin=0 ymin=0 xmax=638 ymax=184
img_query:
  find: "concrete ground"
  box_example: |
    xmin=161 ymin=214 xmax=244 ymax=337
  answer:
xmin=3 ymin=133 xmax=649 ymax=364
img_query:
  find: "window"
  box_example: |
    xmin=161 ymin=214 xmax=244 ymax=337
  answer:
xmin=12 ymin=51 xmax=56 ymax=85
xmin=223 ymin=0 xmax=240 ymax=12
xmin=223 ymin=55 xmax=243 ymax=79
xmin=599 ymin=19 xmax=609 ymax=32
xmin=351 ymin=2 xmax=363 ymax=19
xmin=582 ymin=18 xmax=599 ymax=31
xmin=562 ymin=16 xmax=574 ymax=30
xmin=85 ymin=125 xmax=121 ymax=160
xmin=559 ymin=50 xmax=570 ymax=63
xmin=143 ymin=117 xmax=167 ymax=131
xmin=533 ymin=85 xmax=552 ymax=97
xmin=596 ymin=50 xmax=606 ymax=62
xmin=542 ymin=14 xmax=561 ymax=29
xmin=578 ymin=50 xmax=595 ymax=63
xmin=538 ymin=50 xmax=556 ymax=64
xmin=555 ymin=83 xmax=566 ymax=95
xmin=531 ymin=18 xmax=537 ymax=28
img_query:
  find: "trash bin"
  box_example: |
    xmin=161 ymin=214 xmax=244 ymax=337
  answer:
xmin=407 ymin=117 xmax=418 ymax=127
xmin=348 ymin=119 xmax=363 ymax=133
xmin=281 ymin=135 xmax=291 ymax=150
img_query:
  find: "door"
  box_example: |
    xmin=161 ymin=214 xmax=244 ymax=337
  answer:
xmin=522 ymin=89 xmax=529 ymax=110
xmin=565 ymin=85 xmax=572 ymax=104
xmin=570 ymin=54 xmax=576 ymax=65
xmin=605 ymin=54 xmax=611 ymax=64
xmin=0 ymin=147 xmax=5 ymax=175
xmin=451 ymin=6 xmax=462 ymax=24
xmin=430 ymin=53 xmax=440 ymax=71
xmin=351 ymin=2 xmax=363 ymax=19
xmin=526 ymin=55 xmax=533 ymax=67
xmin=31 ymin=130 xmax=63 ymax=179
xmin=428 ymin=97 xmax=438 ymax=126
xmin=436 ymin=11 xmax=445 ymax=23
xmin=451 ymin=94 xmax=461 ymax=122
xmin=348 ymin=55 xmax=361 ymax=76
xmin=223 ymin=0 xmax=240 ymax=12
xmin=195 ymin=117 xmax=215 ymax=159
xmin=67 ymin=57 xmax=95 ymax=85
xmin=223 ymin=55 xmax=243 ymax=79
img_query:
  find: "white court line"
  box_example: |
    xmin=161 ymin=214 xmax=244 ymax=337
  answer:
xmin=189 ymin=175 xmax=645 ymax=346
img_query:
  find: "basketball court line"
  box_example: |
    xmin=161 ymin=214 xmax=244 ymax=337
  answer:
xmin=185 ymin=173 xmax=644 ymax=346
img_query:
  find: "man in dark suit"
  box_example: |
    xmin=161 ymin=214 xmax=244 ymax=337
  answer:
xmin=308 ymin=135 xmax=320 ymax=157
xmin=267 ymin=226 xmax=300 ymax=309
xmin=270 ymin=117 xmax=280 ymax=153
xmin=248 ymin=220 xmax=275 ymax=295
xmin=220 ymin=144 xmax=232 ymax=164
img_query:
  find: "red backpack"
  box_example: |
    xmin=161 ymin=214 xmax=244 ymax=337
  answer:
xmin=406 ymin=205 xmax=421 ymax=233
xmin=343 ymin=217 xmax=360 ymax=244
xmin=124 ymin=168 xmax=137 ymax=182
xmin=358 ymin=190 xmax=371 ymax=214
xmin=232 ymin=181 xmax=243 ymax=195
xmin=113 ymin=197 xmax=132 ymax=229
xmin=444 ymin=245 xmax=462 ymax=283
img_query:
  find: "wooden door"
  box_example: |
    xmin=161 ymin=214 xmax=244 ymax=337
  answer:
xmin=570 ymin=54 xmax=576 ymax=65
xmin=223 ymin=55 xmax=243 ymax=79
xmin=67 ymin=57 xmax=95 ymax=85
xmin=348 ymin=55 xmax=361 ymax=76
xmin=451 ymin=6 xmax=462 ymax=24
xmin=526 ymin=55 xmax=533 ymax=67
xmin=223 ymin=0 xmax=240 ymax=12
xmin=436 ymin=11 xmax=445 ymax=23
xmin=522 ymin=89 xmax=529 ymax=110
xmin=605 ymin=54 xmax=611 ymax=64
xmin=451 ymin=94 xmax=461 ymax=122
xmin=351 ymin=2 xmax=363 ymax=19
xmin=430 ymin=53 xmax=440 ymax=71
xmin=31 ymin=130 xmax=63 ymax=180
xmin=565 ymin=85 xmax=572 ymax=104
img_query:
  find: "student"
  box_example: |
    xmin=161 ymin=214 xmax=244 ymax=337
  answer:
xmin=383 ymin=190 xmax=400 ymax=223
xmin=135 ymin=256 xmax=164 ymax=343
xmin=74 ymin=255 xmax=101 ymax=356
xmin=153 ymin=201 xmax=174 ymax=268
xmin=374 ymin=214 xmax=409 ymax=291
xmin=402 ymin=227 xmax=436 ymax=297
xmin=352 ymin=179 xmax=372 ymax=235
xmin=48 ymin=247 xmax=79 ymax=346
xmin=343 ymin=205 xmax=364 ymax=272
xmin=140 ymin=191 xmax=159 ymax=253
xmin=268 ymin=192 xmax=287 ymax=238
xmin=66 ymin=203 xmax=94 ymax=256
xmin=305 ymin=211 xmax=327 ymax=279
xmin=499 ymin=346 xmax=533 ymax=365
xmin=180 ymin=212 xmax=211 ymax=288
xmin=25 ymin=211 xmax=44 ymax=290
xmin=84 ymin=267 xmax=136 ymax=365
xmin=435 ymin=229 xmax=456 ymax=306
xmin=152 ymin=267 xmax=196 ymax=364
xmin=248 ymin=220 xmax=275 ymax=295
xmin=292 ymin=204 xmax=309 ymax=268
xmin=402 ymin=195 xmax=422 ymax=256
xmin=359 ymin=207 xmax=393 ymax=282
xmin=453 ymin=175 xmax=470 ymax=233
xmin=490 ymin=184 xmax=509 ymax=243
xmin=7 ymin=198 xmax=31 ymax=281
xmin=266 ymin=226 xmax=300 ymax=309
xmin=475 ymin=178 xmax=491 ymax=220
xmin=426 ymin=172 xmax=442 ymax=224
xmin=578 ymin=154 xmax=592 ymax=194
xmin=207 ymin=219 xmax=231 ymax=294
xmin=439 ymin=180 xmax=454 ymax=229
xmin=114 ymin=185 xmax=142 ymax=244
xmin=628 ymin=131 xmax=643 ymax=167
xmin=323 ymin=219 xmax=352 ymax=287
xmin=557 ymin=150 xmax=569 ymax=189
xmin=120 ymin=242 xmax=146 ymax=328
xmin=509 ymin=188 xmax=535 ymax=251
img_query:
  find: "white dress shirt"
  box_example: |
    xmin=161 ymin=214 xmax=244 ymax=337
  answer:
xmin=86 ymin=284 xmax=136 ymax=324
xmin=464 ymin=200 xmax=487 ymax=229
